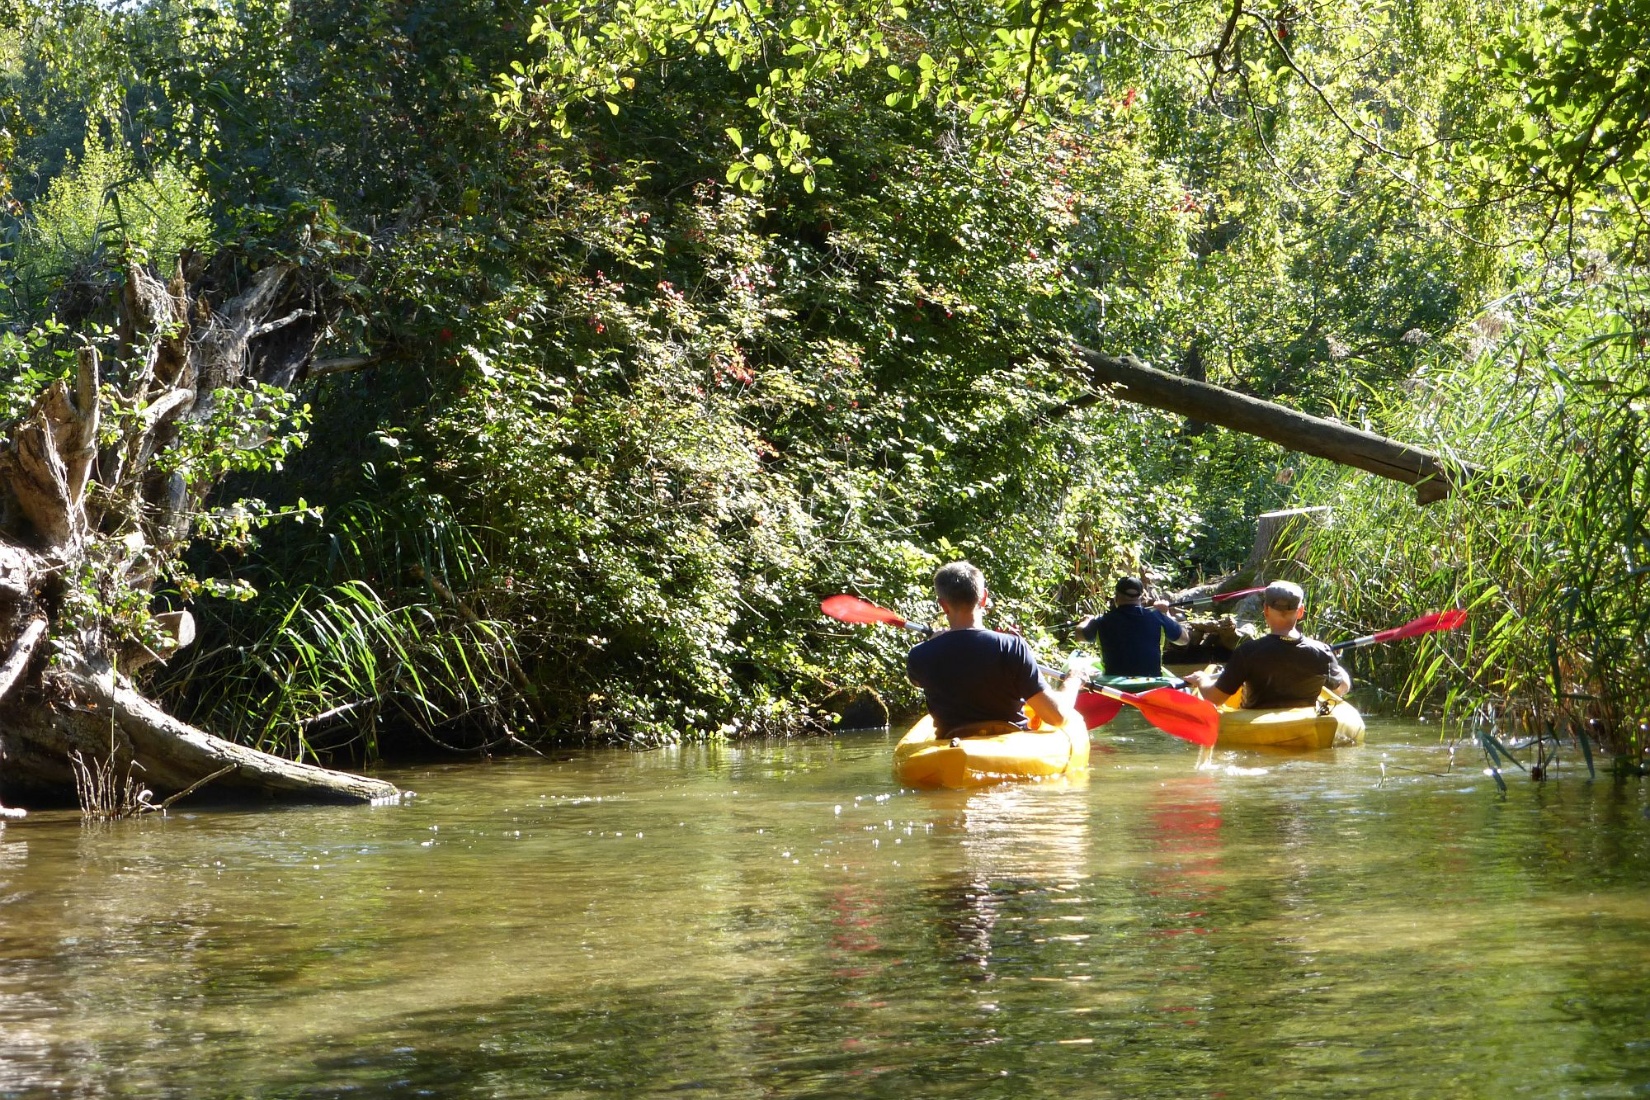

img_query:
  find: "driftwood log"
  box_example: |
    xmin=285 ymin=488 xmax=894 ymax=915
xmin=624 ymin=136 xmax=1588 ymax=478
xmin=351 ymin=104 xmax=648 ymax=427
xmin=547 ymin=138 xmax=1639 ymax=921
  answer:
xmin=0 ymin=262 xmax=398 ymax=812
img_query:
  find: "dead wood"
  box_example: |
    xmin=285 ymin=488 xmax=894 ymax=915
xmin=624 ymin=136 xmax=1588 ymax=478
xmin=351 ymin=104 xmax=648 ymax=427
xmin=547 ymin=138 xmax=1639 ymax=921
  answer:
xmin=1060 ymin=344 xmax=1513 ymax=504
xmin=0 ymin=260 xmax=399 ymax=810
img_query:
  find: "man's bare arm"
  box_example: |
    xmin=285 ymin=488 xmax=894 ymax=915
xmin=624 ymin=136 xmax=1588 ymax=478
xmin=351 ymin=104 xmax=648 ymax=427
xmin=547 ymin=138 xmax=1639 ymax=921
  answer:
xmin=1187 ymin=670 xmax=1233 ymax=708
xmin=1028 ymin=657 xmax=1095 ymax=728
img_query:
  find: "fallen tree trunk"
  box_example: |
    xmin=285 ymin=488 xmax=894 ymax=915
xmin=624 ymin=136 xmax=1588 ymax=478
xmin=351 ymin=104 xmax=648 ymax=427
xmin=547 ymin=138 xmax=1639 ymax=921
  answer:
xmin=1063 ymin=345 xmax=1490 ymax=504
xmin=0 ymin=259 xmax=398 ymax=814
xmin=1 ymin=668 xmax=396 ymax=804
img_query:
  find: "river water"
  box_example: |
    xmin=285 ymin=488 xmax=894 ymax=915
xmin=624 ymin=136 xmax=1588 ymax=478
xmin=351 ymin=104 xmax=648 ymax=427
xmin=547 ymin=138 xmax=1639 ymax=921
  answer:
xmin=1 ymin=716 xmax=1647 ymax=1099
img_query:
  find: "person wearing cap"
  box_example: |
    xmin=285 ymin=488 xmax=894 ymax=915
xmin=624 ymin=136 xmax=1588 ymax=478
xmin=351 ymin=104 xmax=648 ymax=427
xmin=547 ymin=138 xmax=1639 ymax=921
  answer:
xmin=1186 ymin=580 xmax=1351 ymax=708
xmin=907 ymin=561 xmax=1091 ymax=737
xmin=1075 ymin=577 xmax=1190 ymax=677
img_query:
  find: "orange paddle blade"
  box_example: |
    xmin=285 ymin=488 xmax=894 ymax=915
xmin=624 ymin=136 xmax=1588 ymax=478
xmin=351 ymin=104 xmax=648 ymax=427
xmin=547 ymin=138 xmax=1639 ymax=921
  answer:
xmin=1133 ymin=687 xmax=1220 ymax=746
xmin=1075 ymin=690 xmax=1125 ymax=729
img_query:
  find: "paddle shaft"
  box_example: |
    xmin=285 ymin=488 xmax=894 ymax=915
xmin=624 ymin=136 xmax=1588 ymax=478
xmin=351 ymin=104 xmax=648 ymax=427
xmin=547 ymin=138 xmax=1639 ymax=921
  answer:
xmin=1330 ymin=610 xmax=1467 ymax=652
xmin=821 ymin=595 xmax=1076 ymax=682
xmin=1082 ymin=683 xmax=1219 ymax=746
xmin=1054 ymin=585 xmax=1263 ymax=632
xmin=1170 ymin=585 xmax=1265 ymax=608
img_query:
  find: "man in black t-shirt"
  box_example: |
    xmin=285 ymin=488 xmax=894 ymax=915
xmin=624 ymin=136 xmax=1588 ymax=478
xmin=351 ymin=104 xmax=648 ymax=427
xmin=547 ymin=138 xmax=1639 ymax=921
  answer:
xmin=1187 ymin=581 xmax=1351 ymax=709
xmin=1076 ymin=576 xmax=1190 ymax=677
xmin=907 ymin=561 xmax=1088 ymax=737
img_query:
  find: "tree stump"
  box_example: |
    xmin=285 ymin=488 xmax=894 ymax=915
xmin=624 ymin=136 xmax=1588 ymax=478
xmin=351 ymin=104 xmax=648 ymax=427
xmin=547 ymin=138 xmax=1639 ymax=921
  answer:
xmin=1245 ymin=506 xmax=1332 ymax=575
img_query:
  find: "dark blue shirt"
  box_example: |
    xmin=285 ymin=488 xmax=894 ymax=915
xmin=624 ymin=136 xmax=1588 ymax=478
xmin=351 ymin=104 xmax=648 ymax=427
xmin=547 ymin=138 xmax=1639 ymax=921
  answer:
xmin=907 ymin=628 xmax=1048 ymax=735
xmin=1095 ymin=605 xmax=1184 ymax=677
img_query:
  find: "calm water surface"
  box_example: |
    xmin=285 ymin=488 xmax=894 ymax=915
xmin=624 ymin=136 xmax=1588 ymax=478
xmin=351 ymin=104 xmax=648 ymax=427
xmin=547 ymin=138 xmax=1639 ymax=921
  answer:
xmin=2 ymin=716 xmax=1648 ymax=1099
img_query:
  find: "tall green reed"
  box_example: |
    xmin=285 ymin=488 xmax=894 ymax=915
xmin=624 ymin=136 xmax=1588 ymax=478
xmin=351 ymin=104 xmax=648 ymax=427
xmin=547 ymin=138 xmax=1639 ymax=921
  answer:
xmin=157 ymin=492 xmax=524 ymax=762
xmin=1292 ymin=275 xmax=1650 ymax=763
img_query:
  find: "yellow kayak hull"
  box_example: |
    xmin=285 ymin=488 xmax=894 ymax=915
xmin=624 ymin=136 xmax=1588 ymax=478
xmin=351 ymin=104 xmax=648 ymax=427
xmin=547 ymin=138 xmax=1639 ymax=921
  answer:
xmin=1216 ymin=699 xmax=1365 ymax=750
xmin=893 ymin=714 xmax=1091 ymax=789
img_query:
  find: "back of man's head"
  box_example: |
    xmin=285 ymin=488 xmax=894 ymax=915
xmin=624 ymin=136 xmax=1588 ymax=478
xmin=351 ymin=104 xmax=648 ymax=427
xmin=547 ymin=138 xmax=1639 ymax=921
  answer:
xmin=934 ymin=561 xmax=986 ymax=607
xmin=1262 ymin=580 xmax=1305 ymax=612
xmin=1114 ymin=577 xmax=1145 ymax=601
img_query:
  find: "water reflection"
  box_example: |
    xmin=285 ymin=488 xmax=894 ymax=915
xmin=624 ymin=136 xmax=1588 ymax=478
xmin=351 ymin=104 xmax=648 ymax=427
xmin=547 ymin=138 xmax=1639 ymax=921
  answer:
xmin=0 ymin=723 xmax=1646 ymax=1098
xmin=914 ymin=783 xmax=1092 ymax=1001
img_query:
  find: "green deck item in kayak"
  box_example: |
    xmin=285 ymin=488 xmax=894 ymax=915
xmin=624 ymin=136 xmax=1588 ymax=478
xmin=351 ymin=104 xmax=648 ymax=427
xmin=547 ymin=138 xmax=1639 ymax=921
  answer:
xmin=1090 ymin=673 xmax=1180 ymax=692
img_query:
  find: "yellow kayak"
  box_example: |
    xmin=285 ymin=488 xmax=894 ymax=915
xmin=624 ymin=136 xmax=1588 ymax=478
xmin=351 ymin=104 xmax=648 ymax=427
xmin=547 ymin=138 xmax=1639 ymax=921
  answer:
xmin=1216 ymin=696 xmax=1365 ymax=750
xmin=893 ymin=714 xmax=1091 ymax=789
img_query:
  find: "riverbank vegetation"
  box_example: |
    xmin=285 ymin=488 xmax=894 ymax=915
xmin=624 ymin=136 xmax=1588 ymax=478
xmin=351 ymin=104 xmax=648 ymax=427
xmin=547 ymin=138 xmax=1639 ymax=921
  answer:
xmin=1 ymin=0 xmax=1645 ymax=782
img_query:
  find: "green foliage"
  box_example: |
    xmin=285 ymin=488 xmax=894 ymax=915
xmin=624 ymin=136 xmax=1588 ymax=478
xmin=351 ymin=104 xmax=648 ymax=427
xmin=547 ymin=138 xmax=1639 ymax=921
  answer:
xmin=7 ymin=127 xmax=208 ymax=311
xmin=158 ymin=470 xmax=529 ymax=758
xmin=147 ymin=0 xmax=1531 ymax=745
xmin=17 ymin=0 xmax=1648 ymax=757
xmin=493 ymin=0 xmax=1110 ymax=189
xmin=1469 ymin=0 xmax=1650 ymax=248
xmin=157 ymin=385 xmax=309 ymax=489
xmin=0 ymin=317 xmax=75 ymax=420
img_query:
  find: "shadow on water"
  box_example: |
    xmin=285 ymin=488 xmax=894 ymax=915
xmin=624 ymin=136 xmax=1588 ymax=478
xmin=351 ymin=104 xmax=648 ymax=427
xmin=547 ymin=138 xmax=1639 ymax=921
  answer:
xmin=0 ymin=717 xmax=1648 ymax=1098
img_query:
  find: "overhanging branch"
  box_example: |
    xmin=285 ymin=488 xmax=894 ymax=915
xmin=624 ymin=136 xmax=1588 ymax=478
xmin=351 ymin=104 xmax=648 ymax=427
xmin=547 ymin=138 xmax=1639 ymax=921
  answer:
xmin=1060 ymin=342 xmax=1506 ymax=504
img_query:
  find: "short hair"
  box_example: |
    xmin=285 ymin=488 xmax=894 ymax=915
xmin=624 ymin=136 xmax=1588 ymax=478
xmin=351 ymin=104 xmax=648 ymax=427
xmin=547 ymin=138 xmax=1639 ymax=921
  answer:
xmin=933 ymin=561 xmax=985 ymax=607
xmin=1263 ymin=580 xmax=1305 ymax=611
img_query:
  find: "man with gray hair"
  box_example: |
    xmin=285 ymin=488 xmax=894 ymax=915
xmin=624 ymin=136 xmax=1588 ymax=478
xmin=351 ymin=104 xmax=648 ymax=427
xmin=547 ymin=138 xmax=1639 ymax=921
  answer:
xmin=907 ymin=561 xmax=1088 ymax=736
xmin=1188 ymin=580 xmax=1351 ymax=708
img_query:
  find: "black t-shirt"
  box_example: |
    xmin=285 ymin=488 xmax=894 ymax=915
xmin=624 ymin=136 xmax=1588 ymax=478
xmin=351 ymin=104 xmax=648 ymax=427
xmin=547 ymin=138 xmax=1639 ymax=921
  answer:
xmin=1095 ymin=605 xmax=1183 ymax=676
xmin=1213 ymin=633 xmax=1348 ymax=709
xmin=907 ymin=628 xmax=1048 ymax=735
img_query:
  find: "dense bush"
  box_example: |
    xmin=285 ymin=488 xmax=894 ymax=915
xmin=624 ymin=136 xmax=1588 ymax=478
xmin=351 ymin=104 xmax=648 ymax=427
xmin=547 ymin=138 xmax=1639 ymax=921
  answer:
xmin=1292 ymin=273 xmax=1650 ymax=762
xmin=10 ymin=0 xmax=1642 ymax=757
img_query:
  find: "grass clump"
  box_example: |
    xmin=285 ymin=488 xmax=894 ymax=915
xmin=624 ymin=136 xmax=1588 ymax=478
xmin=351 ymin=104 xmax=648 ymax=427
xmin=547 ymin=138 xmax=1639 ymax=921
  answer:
xmin=1293 ymin=273 xmax=1650 ymax=765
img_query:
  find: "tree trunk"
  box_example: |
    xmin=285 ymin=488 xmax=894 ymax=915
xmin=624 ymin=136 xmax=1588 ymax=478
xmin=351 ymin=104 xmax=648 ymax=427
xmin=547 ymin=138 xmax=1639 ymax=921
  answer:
xmin=1246 ymin=506 xmax=1332 ymax=574
xmin=1062 ymin=344 xmax=1500 ymax=504
xmin=0 ymin=261 xmax=398 ymax=814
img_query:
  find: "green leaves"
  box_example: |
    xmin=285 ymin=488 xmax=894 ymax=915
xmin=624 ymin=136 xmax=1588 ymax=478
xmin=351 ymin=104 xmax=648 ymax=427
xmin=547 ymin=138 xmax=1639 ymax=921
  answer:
xmin=1463 ymin=0 xmax=1650 ymax=243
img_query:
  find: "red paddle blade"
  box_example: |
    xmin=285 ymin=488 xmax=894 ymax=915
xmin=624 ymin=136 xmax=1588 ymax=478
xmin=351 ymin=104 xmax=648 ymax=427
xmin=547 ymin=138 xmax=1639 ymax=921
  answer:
xmin=821 ymin=594 xmax=908 ymax=628
xmin=1089 ymin=685 xmax=1220 ymax=746
xmin=1075 ymin=690 xmax=1125 ymax=729
xmin=1373 ymin=609 xmax=1468 ymax=644
xmin=1174 ymin=585 xmax=1265 ymax=607
xmin=1131 ymin=687 xmax=1220 ymax=746
xmin=1210 ymin=585 xmax=1266 ymax=602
